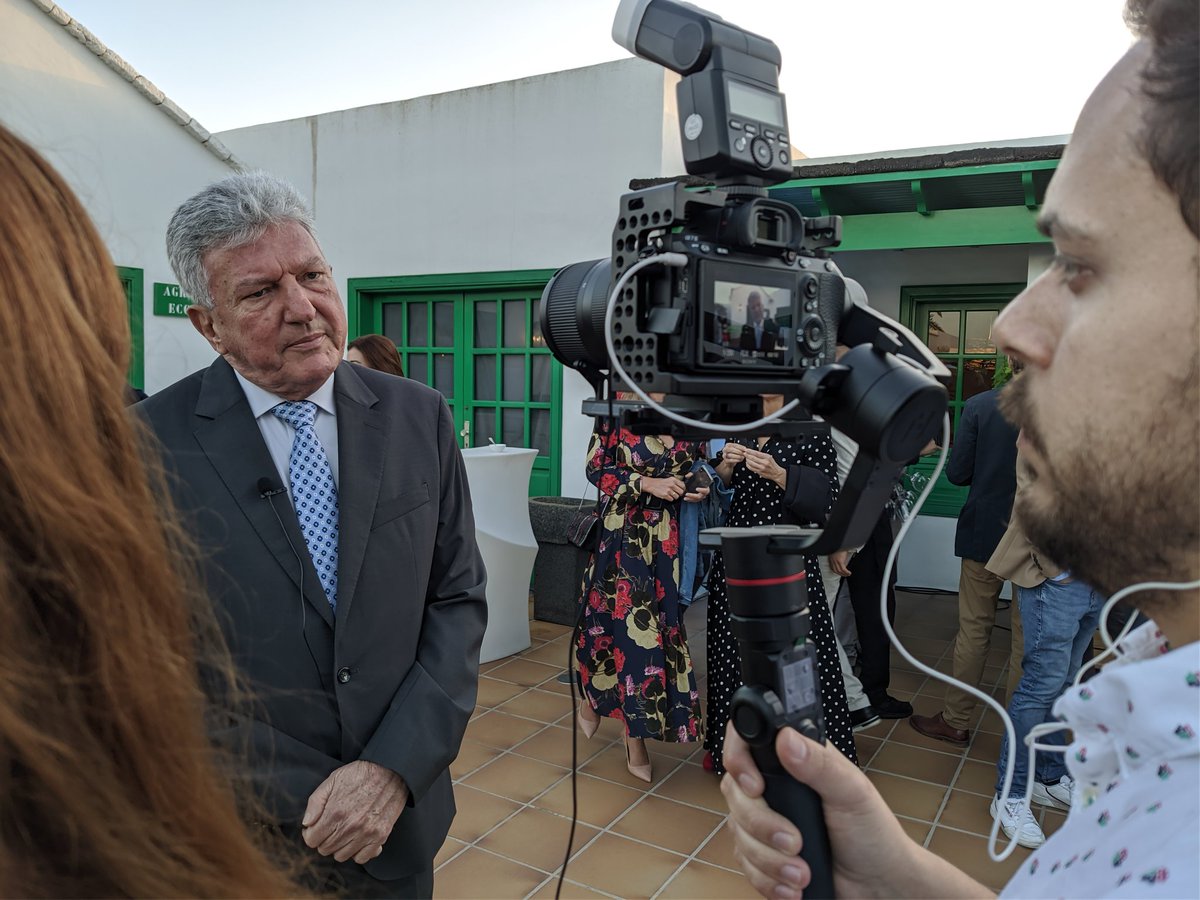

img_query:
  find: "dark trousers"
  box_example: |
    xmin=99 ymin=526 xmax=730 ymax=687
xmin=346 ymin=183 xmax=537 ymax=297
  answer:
xmin=283 ymin=826 xmax=434 ymax=899
xmin=846 ymin=509 xmax=897 ymax=702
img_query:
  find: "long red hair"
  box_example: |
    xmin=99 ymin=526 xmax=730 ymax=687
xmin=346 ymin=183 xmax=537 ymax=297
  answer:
xmin=0 ymin=125 xmax=301 ymax=896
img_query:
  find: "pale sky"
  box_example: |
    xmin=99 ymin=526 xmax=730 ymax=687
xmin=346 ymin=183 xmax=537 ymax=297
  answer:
xmin=63 ymin=0 xmax=1135 ymax=159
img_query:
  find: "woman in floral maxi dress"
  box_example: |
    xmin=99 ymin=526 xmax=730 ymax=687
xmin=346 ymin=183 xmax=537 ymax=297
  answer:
xmin=575 ymin=416 xmax=706 ymax=781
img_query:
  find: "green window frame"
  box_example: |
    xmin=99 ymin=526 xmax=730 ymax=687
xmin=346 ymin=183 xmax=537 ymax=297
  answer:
xmin=116 ymin=266 xmax=145 ymax=390
xmin=347 ymin=270 xmax=564 ymax=498
xmin=901 ymin=283 xmax=1024 ymax=517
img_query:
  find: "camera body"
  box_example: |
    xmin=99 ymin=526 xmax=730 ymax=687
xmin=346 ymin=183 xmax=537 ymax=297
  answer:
xmin=604 ymin=180 xmax=847 ymax=400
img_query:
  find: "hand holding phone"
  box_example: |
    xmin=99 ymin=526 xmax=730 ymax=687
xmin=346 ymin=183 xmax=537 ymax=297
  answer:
xmin=683 ymin=468 xmax=714 ymax=496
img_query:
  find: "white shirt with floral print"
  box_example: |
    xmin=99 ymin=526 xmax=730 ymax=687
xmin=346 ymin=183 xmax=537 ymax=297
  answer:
xmin=1001 ymin=623 xmax=1199 ymax=898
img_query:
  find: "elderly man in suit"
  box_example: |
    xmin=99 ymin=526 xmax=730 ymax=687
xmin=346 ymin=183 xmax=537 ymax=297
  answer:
xmin=738 ymin=291 xmax=779 ymax=351
xmin=909 ymin=379 xmax=1020 ymax=746
xmin=139 ymin=172 xmax=487 ymax=897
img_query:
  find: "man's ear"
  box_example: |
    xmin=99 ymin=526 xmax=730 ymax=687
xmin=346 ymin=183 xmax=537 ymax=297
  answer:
xmin=187 ymin=304 xmax=223 ymax=353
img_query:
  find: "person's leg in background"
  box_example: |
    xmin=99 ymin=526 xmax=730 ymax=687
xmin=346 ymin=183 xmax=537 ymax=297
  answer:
xmin=910 ymin=556 xmax=1002 ymax=744
xmin=992 ymin=577 xmax=1101 ymax=847
xmin=846 ymin=510 xmax=909 ymax=718
xmin=818 ymin=554 xmax=879 ymax=732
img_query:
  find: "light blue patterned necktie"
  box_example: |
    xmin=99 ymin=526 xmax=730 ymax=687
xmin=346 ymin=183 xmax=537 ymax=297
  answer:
xmin=271 ymin=400 xmax=339 ymax=610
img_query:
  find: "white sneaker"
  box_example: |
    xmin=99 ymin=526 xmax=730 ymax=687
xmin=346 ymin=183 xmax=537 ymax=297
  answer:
xmin=990 ymin=796 xmax=1046 ymax=849
xmin=1031 ymin=775 xmax=1074 ymax=811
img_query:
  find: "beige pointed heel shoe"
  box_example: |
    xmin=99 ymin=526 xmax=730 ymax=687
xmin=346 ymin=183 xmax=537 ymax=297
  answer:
xmin=625 ymin=735 xmax=652 ymax=783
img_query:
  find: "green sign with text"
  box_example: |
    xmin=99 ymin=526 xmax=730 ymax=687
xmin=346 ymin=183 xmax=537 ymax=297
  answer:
xmin=153 ymin=282 xmax=193 ymax=317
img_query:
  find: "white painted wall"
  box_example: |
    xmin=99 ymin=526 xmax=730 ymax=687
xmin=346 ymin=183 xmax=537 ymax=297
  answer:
xmin=0 ymin=0 xmax=235 ymax=391
xmin=219 ymin=59 xmax=682 ymax=499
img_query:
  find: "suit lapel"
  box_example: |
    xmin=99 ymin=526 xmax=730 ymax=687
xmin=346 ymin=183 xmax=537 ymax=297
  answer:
xmin=192 ymin=358 xmax=336 ymax=630
xmin=331 ymin=362 xmax=385 ymax=624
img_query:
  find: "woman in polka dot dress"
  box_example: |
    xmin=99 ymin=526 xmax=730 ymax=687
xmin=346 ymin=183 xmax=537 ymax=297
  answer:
xmin=703 ymin=397 xmax=857 ymax=774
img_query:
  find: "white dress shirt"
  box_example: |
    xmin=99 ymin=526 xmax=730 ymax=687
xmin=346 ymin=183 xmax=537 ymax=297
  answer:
xmin=234 ymin=370 xmax=340 ymax=495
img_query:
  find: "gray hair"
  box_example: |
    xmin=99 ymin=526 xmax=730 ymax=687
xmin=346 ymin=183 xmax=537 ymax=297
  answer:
xmin=166 ymin=171 xmax=318 ymax=309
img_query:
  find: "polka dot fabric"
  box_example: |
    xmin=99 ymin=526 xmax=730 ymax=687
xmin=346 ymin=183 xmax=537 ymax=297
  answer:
xmin=272 ymin=400 xmax=339 ymax=610
xmin=704 ymin=433 xmax=857 ymax=773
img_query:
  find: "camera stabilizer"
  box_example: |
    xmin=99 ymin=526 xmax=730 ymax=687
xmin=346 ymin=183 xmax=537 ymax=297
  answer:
xmin=541 ymin=3 xmax=950 ymax=897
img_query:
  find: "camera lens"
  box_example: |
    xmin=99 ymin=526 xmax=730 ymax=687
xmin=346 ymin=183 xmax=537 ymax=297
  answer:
xmin=538 ymin=258 xmax=613 ymax=374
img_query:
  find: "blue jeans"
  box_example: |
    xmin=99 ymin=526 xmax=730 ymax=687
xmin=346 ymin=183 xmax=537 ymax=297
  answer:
xmin=995 ymin=577 xmax=1103 ymax=797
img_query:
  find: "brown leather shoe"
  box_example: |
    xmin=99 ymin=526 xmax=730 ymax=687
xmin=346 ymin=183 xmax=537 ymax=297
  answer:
xmin=908 ymin=712 xmax=969 ymax=746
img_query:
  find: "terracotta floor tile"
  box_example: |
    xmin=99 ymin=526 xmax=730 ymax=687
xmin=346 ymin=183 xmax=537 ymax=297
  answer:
xmin=695 ymin=822 xmax=739 ymax=871
xmin=448 ymin=785 xmax=522 ymax=843
xmin=463 ymin=753 xmax=567 ymax=804
xmin=917 ymin=676 xmax=950 ymax=699
xmin=967 ymin=729 xmax=1004 ymax=763
xmin=1040 ymin=808 xmax=1068 ymax=837
xmin=927 ymin=826 xmax=1030 ymax=893
xmin=976 ymin=707 xmax=1008 ymax=735
xmin=479 ymin=657 xmax=512 ymax=674
xmin=853 ymin=734 xmax=885 ymax=766
xmin=476 ymin=806 xmax=599 ymax=872
xmin=528 ymin=877 xmax=612 ymax=899
xmin=652 ymin=761 xmax=727 ymax=813
xmin=611 ymin=795 xmax=723 ymax=856
xmin=464 ymin=710 xmax=547 ymax=750
xmin=538 ymin=675 xmax=576 ymax=696
xmin=434 ymin=836 xmax=468 ymax=869
xmin=488 ymin=657 xmax=562 ymax=687
xmin=534 ymin=773 xmax=645 ymax=828
xmin=869 ymin=741 xmax=962 ymax=785
xmin=498 ymin=687 xmax=572 ymax=724
xmin=566 ymin=832 xmax=685 ymax=899
xmin=649 ymin=738 xmax=704 ymax=761
xmin=531 ymin=620 xmax=573 ymax=642
xmin=450 ymin=739 xmax=502 ymax=781
xmin=897 ymin=815 xmax=933 ymax=846
xmin=658 ymin=860 xmax=756 ymax=899
xmin=512 ymin=724 xmax=609 ymax=770
xmin=476 ymin=676 xmax=528 ymax=709
xmin=433 ymin=847 xmax=547 ymax=899
xmin=938 ymin=789 xmax=999 ymax=837
xmin=864 ymin=771 xmax=948 ymax=821
xmin=520 ymin=637 xmax=573 ymax=667
xmin=580 ymin=741 xmax=681 ymax=790
xmin=953 ymin=759 xmax=1002 ymax=797
xmin=889 ymin=669 xmax=928 ymax=693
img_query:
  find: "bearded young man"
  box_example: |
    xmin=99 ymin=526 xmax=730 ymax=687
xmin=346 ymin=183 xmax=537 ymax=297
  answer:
xmin=720 ymin=0 xmax=1199 ymax=896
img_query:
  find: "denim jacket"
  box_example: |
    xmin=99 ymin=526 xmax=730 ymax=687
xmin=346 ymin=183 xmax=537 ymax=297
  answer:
xmin=678 ymin=460 xmax=732 ymax=606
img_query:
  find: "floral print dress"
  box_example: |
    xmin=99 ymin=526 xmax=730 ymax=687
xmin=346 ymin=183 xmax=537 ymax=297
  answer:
xmin=575 ymin=419 xmax=705 ymax=743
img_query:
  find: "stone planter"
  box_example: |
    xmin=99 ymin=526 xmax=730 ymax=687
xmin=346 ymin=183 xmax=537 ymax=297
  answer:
xmin=528 ymin=496 xmax=593 ymax=626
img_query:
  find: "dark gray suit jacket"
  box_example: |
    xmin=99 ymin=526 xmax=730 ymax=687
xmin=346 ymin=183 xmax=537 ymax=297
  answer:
xmin=138 ymin=357 xmax=487 ymax=880
xmin=946 ymin=387 xmax=1019 ymax=563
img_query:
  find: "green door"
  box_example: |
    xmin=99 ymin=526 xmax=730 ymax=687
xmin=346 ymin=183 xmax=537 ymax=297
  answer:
xmin=374 ymin=288 xmax=561 ymax=497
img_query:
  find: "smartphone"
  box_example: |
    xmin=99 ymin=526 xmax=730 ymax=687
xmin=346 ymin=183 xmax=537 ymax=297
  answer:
xmin=683 ymin=468 xmax=714 ymax=494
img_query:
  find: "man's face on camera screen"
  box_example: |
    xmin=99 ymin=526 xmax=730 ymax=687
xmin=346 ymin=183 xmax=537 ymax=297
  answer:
xmin=994 ymin=42 xmax=1200 ymax=596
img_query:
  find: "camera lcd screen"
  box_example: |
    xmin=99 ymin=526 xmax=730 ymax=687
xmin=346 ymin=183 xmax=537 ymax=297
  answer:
xmin=727 ymin=80 xmax=784 ymax=127
xmin=700 ymin=271 xmax=793 ymax=369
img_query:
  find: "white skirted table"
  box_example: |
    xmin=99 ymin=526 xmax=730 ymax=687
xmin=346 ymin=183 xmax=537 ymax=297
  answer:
xmin=460 ymin=445 xmax=537 ymax=663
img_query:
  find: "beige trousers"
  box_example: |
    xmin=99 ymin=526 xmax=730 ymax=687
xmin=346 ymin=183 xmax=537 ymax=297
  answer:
xmin=943 ymin=558 xmax=1024 ymax=730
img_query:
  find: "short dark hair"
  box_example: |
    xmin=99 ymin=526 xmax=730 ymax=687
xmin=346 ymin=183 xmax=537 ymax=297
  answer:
xmin=1125 ymin=0 xmax=1199 ymax=236
xmin=347 ymin=334 xmax=405 ymax=377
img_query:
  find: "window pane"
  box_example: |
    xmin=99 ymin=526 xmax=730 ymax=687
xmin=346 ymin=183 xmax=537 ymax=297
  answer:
xmin=925 ymin=310 xmax=959 ymax=354
xmin=502 ymin=408 xmax=524 ymax=447
xmin=434 ymin=353 xmax=454 ymax=399
xmin=474 ymin=408 xmax=497 ymax=445
xmin=503 ymin=300 xmax=525 ymax=347
xmin=502 ymin=355 xmax=525 ymax=402
xmin=475 ymin=302 xmax=497 ymax=348
xmin=382 ymin=304 xmax=405 ymax=345
xmin=406 ymin=353 xmax=428 ymax=385
xmin=434 ymin=302 xmax=455 ymax=347
xmin=964 ymin=311 xmax=998 ymax=354
xmin=474 ymin=355 xmax=497 ymax=401
xmin=408 ymin=304 xmax=428 ymax=347
xmin=531 ymin=355 xmax=551 ymax=403
xmin=531 ymin=309 xmax=545 ymax=349
xmin=962 ymin=358 xmax=996 ymax=400
xmin=530 ymin=409 xmax=550 ymax=456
